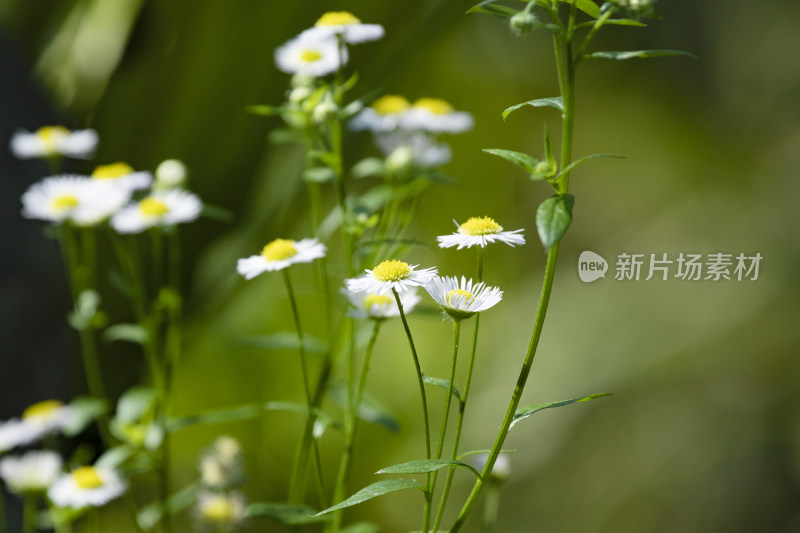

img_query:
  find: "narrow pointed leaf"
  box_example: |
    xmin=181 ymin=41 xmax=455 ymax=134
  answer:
xmin=467 ymin=0 xmax=519 ymax=19
xmin=565 ymin=0 xmax=601 ymax=18
xmin=503 ymin=97 xmax=564 ymax=121
xmin=340 ymin=523 xmax=380 ymax=533
xmin=536 ymin=194 xmax=575 ymax=251
xmin=584 ymin=50 xmax=696 ymax=60
xmin=544 ymin=124 xmax=555 ymax=167
xmin=376 ymin=458 xmax=480 ymax=478
xmin=511 ymin=393 xmax=612 ymax=429
xmin=557 ymin=153 xmax=625 ymax=178
xmin=423 ymin=375 xmax=461 ymax=402
xmin=104 ymin=324 xmax=148 ymax=345
xmin=167 ymin=402 xmax=340 ymax=433
xmin=483 ymin=149 xmax=540 ymax=175
xmin=246 ymin=503 xmax=329 ymax=525
xmin=457 ymin=449 xmax=517 ymax=460
xmin=576 ymin=18 xmax=646 ymax=28
xmin=236 ymin=332 xmax=327 ymax=354
xmin=246 ymin=104 xmax=285 ymax=116
xmin=315 ymin=479 xmax=425 ymax=516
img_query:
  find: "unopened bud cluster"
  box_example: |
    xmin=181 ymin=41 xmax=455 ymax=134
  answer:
xmin=509 ymin=11 xmax=537 ymax=37
xmin=195 ymin=436 xmax=247 ymax=531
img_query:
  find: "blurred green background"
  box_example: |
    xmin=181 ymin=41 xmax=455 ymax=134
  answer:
xmin=1 ymin=0 xmax=799 ymax=531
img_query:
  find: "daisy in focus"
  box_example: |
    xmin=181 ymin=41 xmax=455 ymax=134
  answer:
xmin=236 ymin=238 xmax=326 ymax=280
xmin=91 ymin=162 xmax=152 ymax=191
xmin=350 ymin=95 xmax=411 ymax=133
xmin=301 ymin=11 xmax=384 ymax=44
xmin=425 ymin=275 xmax=502 ymax=321
xmin=10 ymin=126 xmax=98 ymax=160
xmin=275 ymin=33 xmax=347 ymax=77
xmin=401 ymin=98 xmax=474 ymax=134
xmin=196 ymin=490 xmax=247 ymax=531
xmin=48 ymin=464 xmax=127 ymax=509
xmin=437 ymin=216 xmax=525 ymax=250
xmin=0 ymin=451 xmax=63 ymax=494
xmin=344 ymin=286 xmax=421 ymax=319
xmin=111 ymin=189 xmax=203 ymax=234
xmin=346 ymin=259 xmax=438 ymax=296
xmin=21 ymin=176 xmax=131 ymax=226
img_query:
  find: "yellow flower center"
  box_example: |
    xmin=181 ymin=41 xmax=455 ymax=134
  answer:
xmin=261 ymin=239 xmax=298 ymax=262
xmin=201 ymin=497 xmax=236 ymax=524
xmin=446 ymin=289 xmax=474 ymax=307
xmin=300 ymin=50 xmax=323 ymax=63
xmin=36 ymin=126 xmax=69 ymax=153
xmin=139 ymin=197 xmax=169 ymax=216
xmin=414 ymin=98 xmax=453 ymax=115
xmin=92 ymin=162 xmax=134 ymax=180
xmin=460 ymin=216 xmax=502 ymax=236
xmin=316 ymin=11 xmax=361 ymax=26
xmin=22 ymin=400 xmax=64 ymax=421
xmin=52 ymin=194 xmax=79 ymax=210
xmin=71 ymin=467 xmax=104 ymax=490
xmin=363 ymin=293 xmax=392 ymax=309
xmin=372 ymin=95 xmax=411 ymax=115
xmin=372 ymin=260 xmax=411 ymax=282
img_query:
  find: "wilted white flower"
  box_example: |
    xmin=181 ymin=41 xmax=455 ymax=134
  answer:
xmin=401 ymin=98 xmax=474 ymax=134
xmin=111 ymin=190 xmax=202 ymax=234
xmin=237 ymin=238 xmax=326 ymax=279
xmin=344 ymin=286 xmax=421 ymax=319
xmin=346 ymin=260 xmax=438 ymax=296
xmin=0 ymin=451 xmax=62 ymax=494
xmin=21 ymin=176 xmax=131 ymax=226
xmin=10 ymin=126 xmax=98 ymax=160
xmin=48 ymin=465 xmax=126 ymax=509
xmin=196 ymin=491 xmax=246 ymax=531
xmin=376 ymin=131 xmax=452 ymax=169
xmin=275 ymin=33 xmax=347 ymax=77
xmin=350 ymin=95 xmax=411 ymax=133
xmin=91 ymin=162 xmax=152 ymax=191
xmin=425 ymin=276 xmax=503 ymax=321
xmin=300 ymin=11 xmax=384 ymax=44
xmin=437 ymin=216 xmax=525 ymax=250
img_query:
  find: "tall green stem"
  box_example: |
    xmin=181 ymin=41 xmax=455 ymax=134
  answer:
xmin=391 ymin=288 xmax=432 ymax=532
xmin=480 ymin=481 xmax=501 ymax=533
xmin=22 ymin=496 xmax=36 ymax=533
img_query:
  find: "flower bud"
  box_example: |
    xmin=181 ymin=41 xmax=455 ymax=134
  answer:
xmin=510 ymin=11 xmax=536 ymax=37
xmin=386 ymin=146 xmax=413 ymax=172
xmin=289 ymin=86 xmax=312 ymax=104
xmin=313 ymin=98 xmax=338 ymax=123
xmin=155 ymin=159 xmax=187 ymax=189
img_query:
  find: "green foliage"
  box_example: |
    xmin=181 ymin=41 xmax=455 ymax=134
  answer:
xmin=237 ymin=332 xmax=328 ymax=354
xmin=376 ymin=458 xmax=480 ymax=478
xmin=422 ymin=375 xmax=462 ymax=402
xmin=329 ymin=383 xmax=400 ymax=433
xmin=536 ymin=194 xmax=575 ymax=251
xmin=62 ymin=397 xmax=107 ymax=437
xmin=503 ymin=97 xmax=564 ymax=121
xmin=583 ymin=50 xmax=697 ymax=60
xmin=246 ymin=503 xmax=329 ymax=525
xmin=511 ymin=393 xmax=612 ymax=429
xmin=103 ymin=323 xmax=148 ymax=345
xmin=137 ymin=483 xmax=200 ymax=531
xmin=556 ymin=153 xmax=625 ymax=178
xmin=316 ymin=479 xmax=426 ymax=516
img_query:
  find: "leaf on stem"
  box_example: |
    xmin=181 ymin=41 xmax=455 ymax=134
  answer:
xmin=376 ymin=458 xmax=480 ymax=478
xmin=576 ymin=18 xmax=646 ymax=28
xmin=422 ymin=375 xmax=462 ymax=402
xmin=564 ymin=0 xmax=601 ymax=18
xmin=246 ymin=104 xmax=285 ymax=116
xmin=103 ymin=323 xmax=148 ymax=345
xmin=503 ymin=97 xmax=564 ymax=121
xmin=536 ymin=194 xmax=575 ymax=251
xmin=467 ymin=0 xmax=519 ymax=19
xmin=329 ymin=383 xmax=400 ymax=433
xmin=303 ymin=167 xmax=336 ymax=183
xmin=314 ymin=479 xmax=426 ymax=516
xmin=511 ymin=393 xmax=612 ymax=429
xmin=483 ymin=149 xmax=540 ymax=175
xmin=62 ymin=397 xmax=108 ymax=437
xmin=557 ymin=153 xmax=625 ymax=178
xmin=456 ymin=449 xmax=517 ymax=461
xmin=246 ymin=503 xmax=329 ymax=525
xmin=583 ymin=50 xmax=697 ymax=60
xmin=236 ymin=332 xmax=327 ymax=354
xmin=340 ymin=523 xmax=380 ymax=533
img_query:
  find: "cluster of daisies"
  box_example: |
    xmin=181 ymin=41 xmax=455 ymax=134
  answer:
xmin=12 ymin=126 xmax=202 ymax=233
xmin=194 ymin=436 xmax=248 ymax=531
xmin=0 ymin=400 xmax=126 ymax=510
xmin=237 ymin=215 xmax=525 ymax=321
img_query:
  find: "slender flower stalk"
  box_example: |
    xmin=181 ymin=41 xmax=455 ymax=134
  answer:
xmin=23 ymin=496 xmax=36 ymax=533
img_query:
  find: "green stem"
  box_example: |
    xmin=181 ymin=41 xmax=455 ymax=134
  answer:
xmin=392 ymin=288 xmax=432 ymax=533
xmin=576 ymin=6 xmax=614 ymax=59
xmin=22 ymin=496 xmax=36 ymax=533
xmin=481 ymin=481 xmax=501 ymax=533
xmin=433 ymin=251 xmax=484 ymax=531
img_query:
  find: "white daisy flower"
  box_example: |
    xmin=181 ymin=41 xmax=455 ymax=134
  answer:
xmin=20 ymin=176 xmax=131 ymax=227
xmin=344 ymin=286 xmax=421 ymax=319
xmin=425 ymin=275 xmax=503 ymax=321
xmin=236 ymin=238 xmax=326 ymax=279
xmin=275 ymin=33 xmax=347 ymax=78
xmin=111 ymin=189 xmax=203 ymax=234
xmin=346 ymin=260 xmax=438 ymax=296
xmin=0 ymin=451 xmax=63 ymax=494
xmin=401 ymin=98 xmax=474 ymax=134
xmin=375 ymin=131 xmax=452 ymax=169
xmin=10 ymin=126 xmax=98 ymax=160
xmin=300 ymin=11 xmax=384 ymax=44
xmin=0 ymin=419 xmax=37 ymax=453
xmin=19 ymin=400 xmax=73 ymax=442
xmin=437 ymin=216 xmax=525 ymax=250
xmin=196 ymin=491 xmax=246 ymax=530
xmin=91 ymin=162 xmax=152 ymax=191
xmin=48 ymin=465 xmax=126 ymax=509
xmin=350 ymin=95 xmax=411 ymax=133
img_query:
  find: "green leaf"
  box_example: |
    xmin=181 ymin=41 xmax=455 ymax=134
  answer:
xmin=564 ymin=0 xmax=601 ymax=18
xmin=340 ymin=523 xmax=380 ymax=533
xmin=511 ymin=393 xmax=612 ymax=429
xmin=246 ymin=503 xmax=329 ymax=525
xmin=351 ymin=157 xmax=387 ymax=179
xmin=201 ymin=204 xmax=235 ymax=223
xmin=246 ymin=104 xmax=285 ymax=116
xmin=237 ymin=332 xmax=327 ymax=354
xmin=483 ymin=148 xmax=540 ymax=175
xmin=315 ymin=479 xmax=425 ymax=516
xmin=576 ymin=18 xmax=647 ymax=28
xmin=503 ymin=97 xmax=564 ymax=121
xmin=543 ymin=124 xmax=555 ymax=167
xmin=557 ymin=153 xmax=625 ymax=178
xmin=264 ymin=401 xmax=341 ymax=437
xmin=329 ymin=384 xmax=399 ymax=433
xmin=116 ymin=387 xmax=157 ymax=424
xmin=95 ymin=446 xmax=135 ymax=470
xmin=583 ymin=49 xmax=696 ymax=60
xmin=422 ymin=375 xmax=461 ymax=402
xmin=137 ymin=483 xmax=199 ymax=530
xmin=457 ymin=449 xmax=517 ymax=461
xmin=167 ymin=404 xmax=262 ymax=432
xmin=303 ymin=167 xmax=336 ymax=183
xmin=376 ymin=459 xmax=480 ymax=478
xmin=103 ymin=323 xmax=148 ymax=345
xmin=467 ymin=0 xmax=519 ymax=19
xmin=536 ymin=194 xmax=575 ymax=251
xmin=62 ymin=397 xmax=107 ymax=437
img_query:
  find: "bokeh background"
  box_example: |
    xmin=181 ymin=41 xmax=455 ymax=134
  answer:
xmin=1 ymin=0 xmax=799 ymax=531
